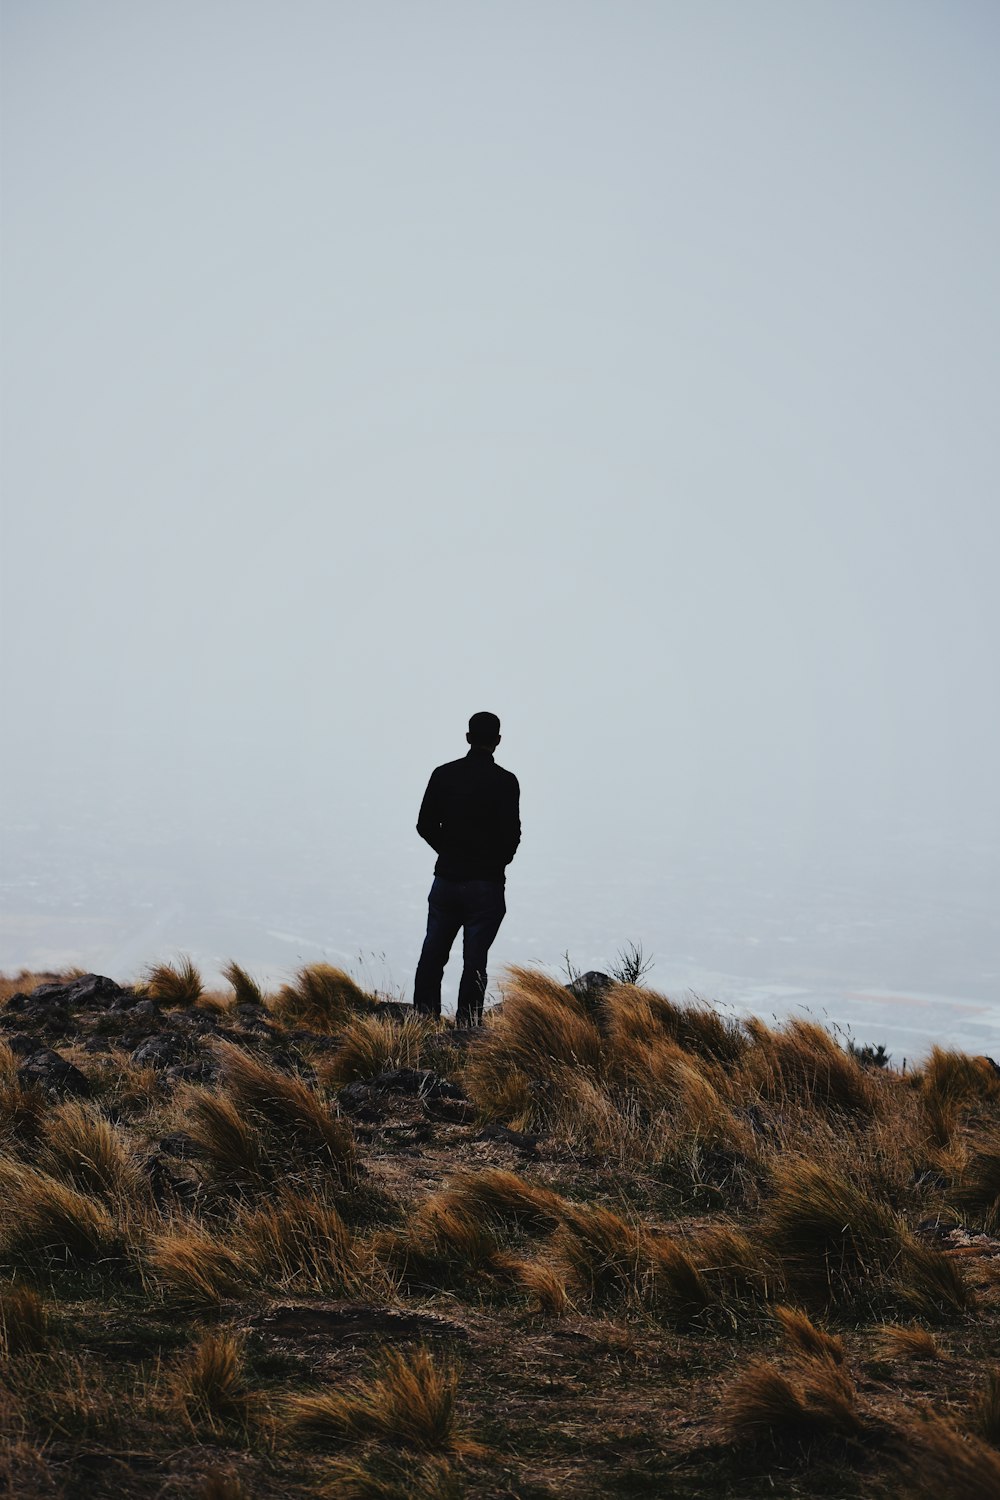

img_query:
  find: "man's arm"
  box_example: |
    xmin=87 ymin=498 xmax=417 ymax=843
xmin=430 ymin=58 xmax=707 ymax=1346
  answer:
xmin=501 ymin=774 xmax=521 ymax=866
xmin=416 ymin=769 xmax=443 ymax=852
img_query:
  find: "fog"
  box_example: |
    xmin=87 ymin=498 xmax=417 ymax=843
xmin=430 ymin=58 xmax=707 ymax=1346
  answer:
xmin=2 ymin=2 xmax=998 ymax=1058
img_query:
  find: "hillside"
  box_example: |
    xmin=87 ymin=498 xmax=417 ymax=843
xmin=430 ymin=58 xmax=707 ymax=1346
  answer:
xmin=2 ymin=960 xmax=1000 ymax=1499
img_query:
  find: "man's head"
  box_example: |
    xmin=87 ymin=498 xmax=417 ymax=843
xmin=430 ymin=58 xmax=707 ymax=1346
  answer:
xmin=467 ymin=710 xmax=501 ymax=749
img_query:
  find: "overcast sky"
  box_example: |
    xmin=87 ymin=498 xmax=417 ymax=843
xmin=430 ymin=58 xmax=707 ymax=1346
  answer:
xmin=2 ymin=3 xmax=998 ymax=1017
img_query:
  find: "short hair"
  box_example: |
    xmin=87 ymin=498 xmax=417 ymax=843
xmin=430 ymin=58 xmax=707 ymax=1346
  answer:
xmin=468 ymin=711 xmax=501 ymax=745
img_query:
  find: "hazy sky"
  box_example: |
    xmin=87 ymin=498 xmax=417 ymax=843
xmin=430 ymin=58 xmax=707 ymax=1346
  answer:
xmin=2 ymin=3 xmax=998 ymax=1022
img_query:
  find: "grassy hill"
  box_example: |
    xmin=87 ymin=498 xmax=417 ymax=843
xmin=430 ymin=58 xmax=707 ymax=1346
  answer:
xmin=2 ymin=960 xmax=1000 ymax=1499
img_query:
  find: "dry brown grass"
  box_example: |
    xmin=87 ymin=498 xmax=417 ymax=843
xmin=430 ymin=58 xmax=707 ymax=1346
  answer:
xmin=874 ymin=1323 xmax=944 ymax=1361
xmin=722 ymin=1354 xmax=861 ymax=1445
xmin=0 ymin=1284 xmax=50 ymax=1355
xmin=441 ymin=1168 xmax=565 ymax=1234
xmin=183 ymin=1041 xmax=357 ymax=1190
xmin=970 ymin=1368 xmax=1000 ymax=1447
xmin=270 ymin=963 xmax=372 ymax=1031
xmin=170 ymin=1330 xmax=252 ymax=1433
xmin=317 ymin=1454 xmax=464 ymax=1499
xmin=604 ymin=983 xmax=747 ymax=1065
xmin=887 ymin=1408 xmax=1000 ymax=1498
xmin=37 ymin=1099 xmax=146 ymax=1207
xmin=742 ymin=1017 xmax=876 ymax=1116
xmin=285 ymin=1345 xmax=474 ymax=1454
xmin=222 ymin=960 xmax=266 ymax=1008
xmin=146 ymin=1221 xmax=250 ymax=1308
xmin=953 ymin=1137 xmax=1000 ymax=1223
xmin=323 ymin=1014 xmax=433 ymax=1086
xmin=233 ymin=1189 xmax=360 ymax=1294
xmin=0 ymin=1075 xmax=47 ymax=1148
xmin=0 ymin=1158 xmax=129 ymax=1270
xmin=762 ymin=1156 xmax=968 ymax=1315
xmin=143 ymin=956 xmax=204 ymax=1006
xmin=773 ymin=1305 xmax=845 ymax=1364
xmin=552 ymin=1203 xmax=714 ymax=1322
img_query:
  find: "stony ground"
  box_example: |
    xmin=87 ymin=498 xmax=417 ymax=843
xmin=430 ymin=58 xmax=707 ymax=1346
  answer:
xmin=2 ymin=962 xmax=1000 ymax=1499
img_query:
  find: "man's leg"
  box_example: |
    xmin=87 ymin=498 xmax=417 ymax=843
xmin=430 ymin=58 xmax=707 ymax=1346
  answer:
xmin=456 ymin=881 xmax=506 ymax=1027
xmin=413 ymin=878 xmax=462 ymax=1018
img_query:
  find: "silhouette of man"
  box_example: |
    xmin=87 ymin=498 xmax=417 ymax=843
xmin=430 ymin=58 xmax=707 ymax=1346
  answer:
xmin=413 ymin=712 xmax=521 ymax=1026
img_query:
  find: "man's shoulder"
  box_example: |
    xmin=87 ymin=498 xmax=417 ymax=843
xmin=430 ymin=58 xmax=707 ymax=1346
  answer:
xmin=493 ymin=762 xmax=519 ymax=789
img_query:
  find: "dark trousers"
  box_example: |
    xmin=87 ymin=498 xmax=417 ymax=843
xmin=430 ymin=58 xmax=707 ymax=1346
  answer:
xmin=413 ymin=877 xmax=506 ymax=1026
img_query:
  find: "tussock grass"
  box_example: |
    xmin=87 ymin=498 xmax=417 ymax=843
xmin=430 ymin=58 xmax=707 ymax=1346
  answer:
xmin=743 ymin=1017 xmax=875 ymax=1116
xmin=0 ymin=1075 xmax=47 ymax=1147
xmin=971 ymin=1368 xmax=1000 ymax=1447
xmin=605 ymin=984 xmax=747 ymax=1065
xmin=773 ymin=1305 xmax=845 ymax=1364
xmin=442 ymin=1168 xmax=564 ymax=1234
xmin=171 ymin=1330 xmax=252 ymax=1432
xmin=763 ymin=1157 xmax=968 ymax=1315
xmin=0 ymin=1158 xmax=128 ymax=1270
xmin=317 ymin=1454 xmax=464 ymax=1499
xmin=286 ymin=1345 xmax=472 ymax=1454
xmin=144 ymin=956 xmax=203 ymax=1006
xmin=222 ymin=960 xmax=266 ymax=1009
xmin=323 ymin=1014 xmax=433 ymax=1086
xmin=875 ymin=1324 xmax=944 ymax=1360
xmin=195 ymin=1474 xmax=251 ymax=1500
xmin=38 ymin=1099 xmax=145 ymax=1206
xmin=271 ymin=963 xmax=372 ymax=1031
xmin=147 ymin=1222 xmax=250 ymax=1308
xmin=887 ymin=1409 xmax=1000 ymax=1498
xmin=553 ymin=1203 xmax=713 ymax=1322
xmin=233 ymin=1190 xmax=359 ymax=1294
xmin=0 ymin=1284 xmax=50 ymax=1355
xmin=922 ymin=1048 xmax=1000 ymax=1110
xmin=183 ymin=1041 xmax=357 ymax=1190
xmin=499 ymin=1255 xmax=573 ymax=1316
xmin=465 ymin=970 xmax=604 ymax=1124
xmin=381 ymin=1194 xmax=501 ymax=1287
xmin=723 ymin=1356 xmax=861 ymax=1445
xmin=953 ymin=1138 xmax=1000 ymax=1223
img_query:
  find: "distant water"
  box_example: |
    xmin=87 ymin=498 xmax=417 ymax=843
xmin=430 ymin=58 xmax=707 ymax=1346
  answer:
xmin=1 ymin=809 xmax=997 ymax=1066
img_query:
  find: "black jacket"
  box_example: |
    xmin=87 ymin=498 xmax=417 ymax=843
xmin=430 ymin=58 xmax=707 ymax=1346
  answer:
xmin=416 ymin=748 xmax=521 ymax=881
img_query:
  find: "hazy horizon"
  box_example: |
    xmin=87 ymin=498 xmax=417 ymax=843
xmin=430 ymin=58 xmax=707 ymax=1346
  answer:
xmin=2 ymin=2 xmax=998 ymax=1060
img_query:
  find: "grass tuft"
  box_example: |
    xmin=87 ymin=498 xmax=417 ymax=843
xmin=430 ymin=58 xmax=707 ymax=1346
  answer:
xmin=147 ymin=1222 xmax=250 ymax=1308
xmin=0 ymin=1284 xmax=51 ymax=1355
xmin=323 ymin=1014 xmax=434 ymax=1085
xmin=233 ymin=1189 xmax=359 ymax=1294
xmin=887 ymin=1409 xmax=1000 ymax=1498
xmin=38 ymin=1099 xmax=145 ymax=1205
xmin=144 ymin=956 xmax=204 ymax=1006
xmin=271 ymin=963 xmax=372 ymax=1031
xmin=723 ymin=1355 xmax=861 ymax=1445
xmin=222 ymin=960 xmax=265 ymax=1008
xmin=0 ymin=1158 xmax=128 ymax=1270
xmin=172 ymin=1330 xmax=252 ymax=1432
xmin=286 ymin=1345 xmax=473 ymax=1454
xmin=773 ymin=1305 xmax=845 ymax=1363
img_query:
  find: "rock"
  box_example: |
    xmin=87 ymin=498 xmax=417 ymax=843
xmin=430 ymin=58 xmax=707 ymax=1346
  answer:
xmin=475 ymin=1122 xmax=543 ymax=1154
xmin=17 ymin=1048 xmax=90 ymax=1097
xmin=130 ymin=1034 xmax=192 ymax=1069
xmin=10 ymin=973 xmax=129 ymax=1012
xmin=162 ymin=1060 xmax=217 ymax=1085
xmin=5 ymin=1034 xmax=41 ymax=1057
xmin=337 ymin=1081 xmax=385 ymax=1121
xmin=82 ymin=1037 xmax=113 ymax=1054
xmin=125 ymin=999 xmax=161 ymax=1024
xmin=158 ymin=1131 xmax=201 ymax=1159
xmin=363 ymin=1068 xmax=467 ymax=1102
xmin=565 ymin=971 xmax=615 ymax=1001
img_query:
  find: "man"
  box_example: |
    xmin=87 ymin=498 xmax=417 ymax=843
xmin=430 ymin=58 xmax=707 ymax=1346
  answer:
xmin=413 ymin=711 xmax=521 ymax=1026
